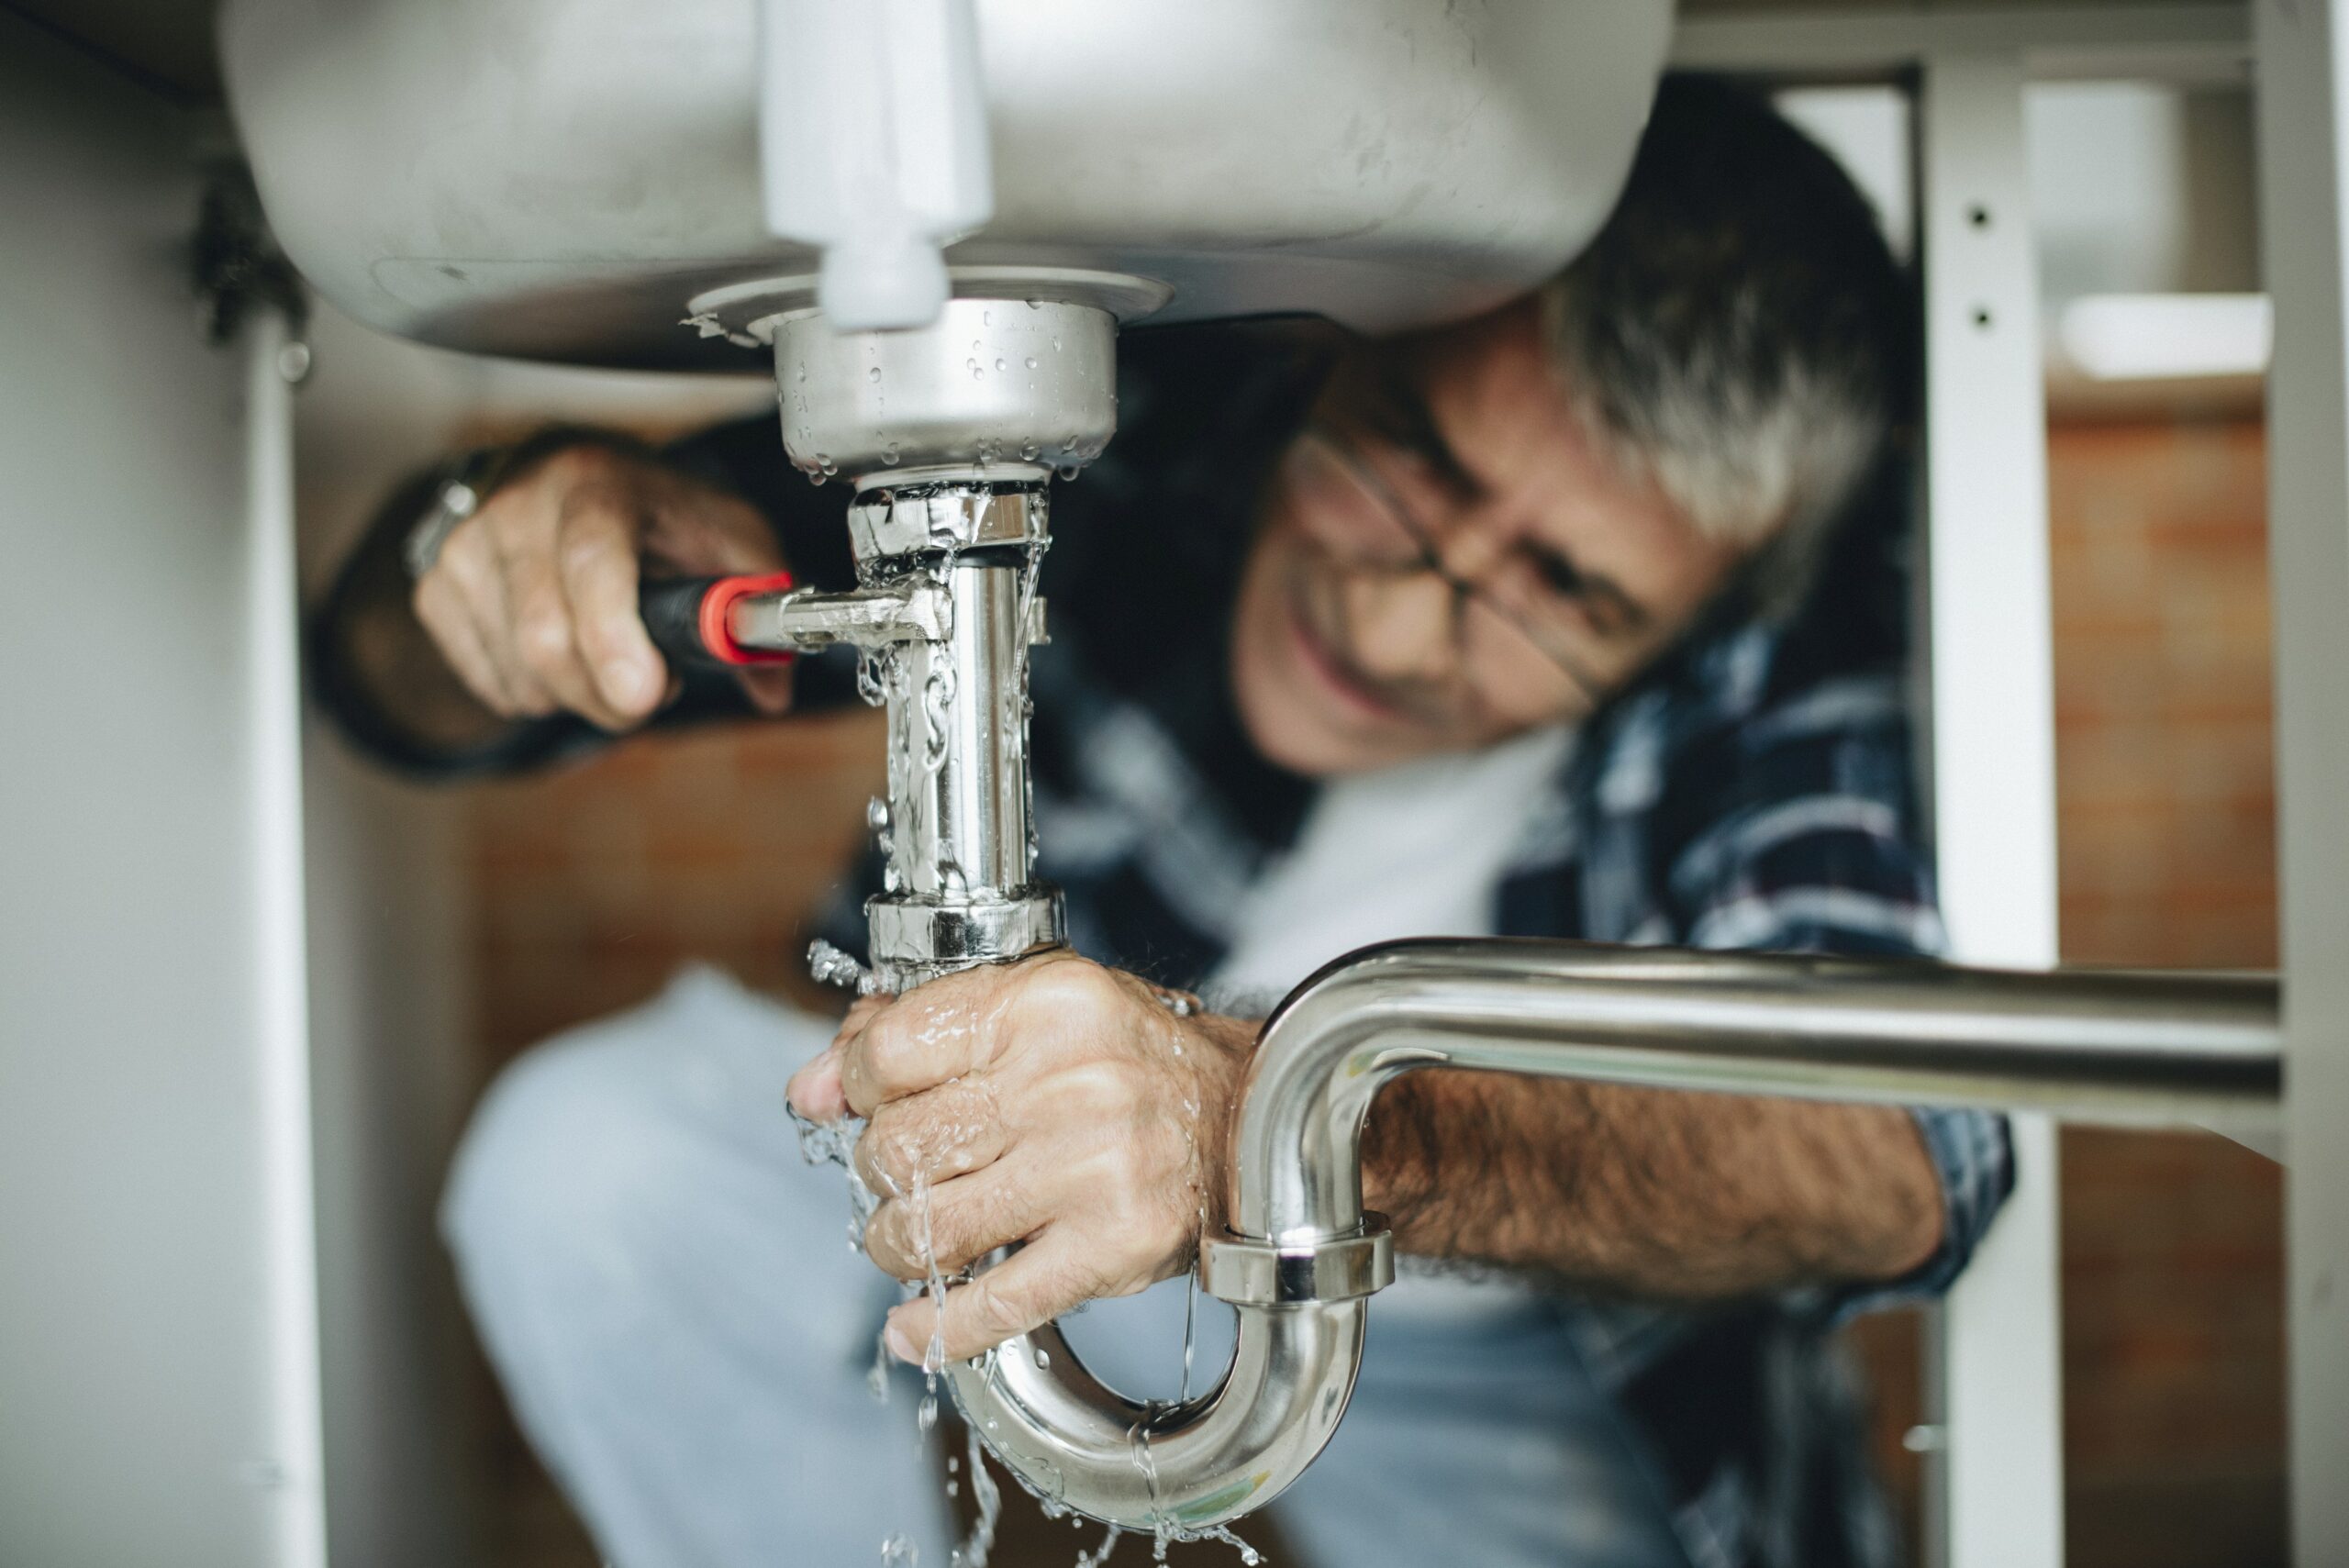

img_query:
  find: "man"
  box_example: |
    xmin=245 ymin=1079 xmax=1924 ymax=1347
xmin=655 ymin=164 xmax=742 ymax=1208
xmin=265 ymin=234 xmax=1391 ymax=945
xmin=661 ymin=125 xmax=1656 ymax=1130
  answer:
xmin=319 ymin=78 xmax=2007 ymax=1568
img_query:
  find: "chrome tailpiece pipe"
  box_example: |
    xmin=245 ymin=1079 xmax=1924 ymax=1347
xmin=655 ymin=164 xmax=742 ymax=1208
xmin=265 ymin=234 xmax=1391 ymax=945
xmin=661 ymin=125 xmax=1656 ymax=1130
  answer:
xmin=727 ymin=291 xmax=1121 ymax=989
xmin=948 ymin=940 xmax=2282 ymax=1532
xmin=835 ymin=483 xmax=1062 ymax=992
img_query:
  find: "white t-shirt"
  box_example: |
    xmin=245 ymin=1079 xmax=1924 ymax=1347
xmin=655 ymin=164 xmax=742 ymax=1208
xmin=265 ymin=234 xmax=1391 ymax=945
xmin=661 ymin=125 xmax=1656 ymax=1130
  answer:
xmin=1204 ymin=724 xmax=1576 ymax=1323
xmin=1203 ymin=723 xmax=1575 ymax=1010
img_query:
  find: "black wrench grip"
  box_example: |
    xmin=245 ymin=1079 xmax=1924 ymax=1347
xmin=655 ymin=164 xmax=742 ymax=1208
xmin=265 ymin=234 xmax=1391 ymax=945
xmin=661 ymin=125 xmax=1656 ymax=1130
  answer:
xmin=636 ymin=572 xmax=798 ymax=671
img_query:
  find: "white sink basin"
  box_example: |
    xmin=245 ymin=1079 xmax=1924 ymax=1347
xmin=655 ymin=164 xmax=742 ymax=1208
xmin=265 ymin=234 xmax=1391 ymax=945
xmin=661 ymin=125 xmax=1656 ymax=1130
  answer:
xmin=222 ymin=0 xmax=1672 ymax=368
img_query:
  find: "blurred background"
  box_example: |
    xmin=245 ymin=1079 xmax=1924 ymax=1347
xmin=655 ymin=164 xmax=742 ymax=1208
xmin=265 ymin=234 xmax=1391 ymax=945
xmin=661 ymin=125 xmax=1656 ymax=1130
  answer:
xmin=0 ymin=4 xmax=2287 ymax=1565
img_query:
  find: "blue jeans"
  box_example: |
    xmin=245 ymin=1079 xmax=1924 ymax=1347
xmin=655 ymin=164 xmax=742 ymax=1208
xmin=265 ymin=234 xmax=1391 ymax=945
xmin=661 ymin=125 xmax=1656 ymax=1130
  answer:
xmin=443 ymin=967 xmax=1686 ymax=1568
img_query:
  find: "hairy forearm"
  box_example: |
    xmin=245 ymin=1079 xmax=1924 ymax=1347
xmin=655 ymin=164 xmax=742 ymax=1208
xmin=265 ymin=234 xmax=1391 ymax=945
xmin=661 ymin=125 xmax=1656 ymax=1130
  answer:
xmin=1358 ymin=1071 xmax=1944 ymax=1298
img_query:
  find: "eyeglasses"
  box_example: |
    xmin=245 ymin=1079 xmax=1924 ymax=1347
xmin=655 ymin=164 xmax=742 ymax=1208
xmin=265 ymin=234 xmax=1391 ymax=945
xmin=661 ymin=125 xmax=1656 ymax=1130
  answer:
xmin=1291 ymin=421 xmax=1634 ymax=703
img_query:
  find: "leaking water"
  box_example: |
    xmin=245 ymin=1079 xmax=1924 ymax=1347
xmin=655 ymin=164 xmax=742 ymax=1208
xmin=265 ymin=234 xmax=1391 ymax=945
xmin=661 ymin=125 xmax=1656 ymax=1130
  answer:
xmin=950 ymin=1423 xmax=1001 ymax=1568
xmin=1178 ymin=1273 xmax=1199 ymax=1403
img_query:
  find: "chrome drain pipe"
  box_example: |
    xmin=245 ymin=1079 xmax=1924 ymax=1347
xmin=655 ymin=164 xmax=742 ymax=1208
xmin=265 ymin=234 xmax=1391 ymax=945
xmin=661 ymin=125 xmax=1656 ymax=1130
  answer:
xmin=951 ymin=939 xmax=2280 ymax=1531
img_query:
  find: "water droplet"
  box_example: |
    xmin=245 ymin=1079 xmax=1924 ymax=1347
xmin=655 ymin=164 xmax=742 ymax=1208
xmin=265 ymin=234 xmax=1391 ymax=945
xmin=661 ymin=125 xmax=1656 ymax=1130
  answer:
xmin=1019 ymin=442 xmax=1041 ymax=462
xmin=1024 ymin=356 xmax=1039 ymax=370
xmin=1026 ymin=298 xmax=1041 ymax=310
xmin=1052 ymin=338 xmax=1062 ymax=351
xmin=1033 ymin=1346 xmax=1051 ymax=1369
xmin=983 ymin=308 xmax=992 ymax=325
xmin=807 ymin=470 xmax=827 ymax=486
xmin=1057 ymin=464 xmax=1082 ymax=482
xmin=867 ymin=365 xmax=882 ymax=383
xmin=882 ymin=443 xmax=901 ymax=466
xmin=994 ymin=358 xmax=1007 ymax=373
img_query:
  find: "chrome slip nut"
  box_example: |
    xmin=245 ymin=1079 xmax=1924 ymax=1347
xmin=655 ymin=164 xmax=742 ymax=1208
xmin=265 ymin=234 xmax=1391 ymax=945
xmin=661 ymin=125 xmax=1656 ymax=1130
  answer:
xmin=1198 ymin=1218 xmax=1395 ymax=1307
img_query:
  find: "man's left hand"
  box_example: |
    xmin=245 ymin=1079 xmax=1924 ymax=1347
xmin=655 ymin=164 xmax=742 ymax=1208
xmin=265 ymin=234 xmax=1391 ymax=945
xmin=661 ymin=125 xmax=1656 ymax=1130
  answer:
xmin=785 ymin=952 xmax=1254 ymax=1367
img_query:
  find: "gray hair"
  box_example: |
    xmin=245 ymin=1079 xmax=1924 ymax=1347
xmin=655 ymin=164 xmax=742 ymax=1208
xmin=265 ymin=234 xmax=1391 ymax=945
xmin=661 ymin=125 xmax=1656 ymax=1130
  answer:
xmin=1541 ymin=76 xmax=1914 ymax=618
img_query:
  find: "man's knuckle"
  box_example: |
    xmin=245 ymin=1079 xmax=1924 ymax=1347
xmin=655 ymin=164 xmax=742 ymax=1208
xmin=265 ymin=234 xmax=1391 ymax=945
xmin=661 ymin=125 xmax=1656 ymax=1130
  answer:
xmin=1022 ymin=957 xmax=1116 ymax=1015
xmin=557 ymin=524 xmax=627 ymax=576
xmin=865 ymin=1213 xmax=916 ymax=1279
xmin=863 ymin=1021 xmax=913 ymax=1082
xmin=1102 ymin=1183 xmax=1157 ymax=1238
xmin=969 ymin=1274 xmax=1030 ymax=1336
xmin=858 ymin=1124 xmax=915 ymax=1195
xmin=943 ymin=1184 xmax=1008 ymax=1262
xmin=1059 ymin=1060 xmax=1141 ymax=1118
xmin=540 ymin=446 xmax=614 ymax=487
xmin=518 ymin=612 xmax=572 ymax=666
xmin=929 ymin=1209 xmax=976 ymax=1272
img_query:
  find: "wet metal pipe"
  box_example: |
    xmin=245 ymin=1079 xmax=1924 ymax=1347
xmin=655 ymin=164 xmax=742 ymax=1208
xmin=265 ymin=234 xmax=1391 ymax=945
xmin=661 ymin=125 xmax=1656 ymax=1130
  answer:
xmin=1228 ymin=941 xmax=2283 ymax=1243
xmin=951 ymin=939 xmax=2281 ymax=1533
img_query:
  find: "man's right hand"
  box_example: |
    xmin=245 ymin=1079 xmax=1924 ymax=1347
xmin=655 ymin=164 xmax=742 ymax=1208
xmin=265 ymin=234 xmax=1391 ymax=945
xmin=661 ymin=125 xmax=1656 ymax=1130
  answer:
xmin=411 ymin=444 xmax=796 ymax=731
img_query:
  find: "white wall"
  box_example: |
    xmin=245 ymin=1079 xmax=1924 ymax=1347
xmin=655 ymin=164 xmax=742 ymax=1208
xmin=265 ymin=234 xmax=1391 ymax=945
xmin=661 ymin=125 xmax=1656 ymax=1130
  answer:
xmin=285 ymin=300 xmax=766 ymax=1568
xmin=0 ymin=14 xmax=300 ymax=1564
xmin=291 ymin=299 xmax=486 ymax=1568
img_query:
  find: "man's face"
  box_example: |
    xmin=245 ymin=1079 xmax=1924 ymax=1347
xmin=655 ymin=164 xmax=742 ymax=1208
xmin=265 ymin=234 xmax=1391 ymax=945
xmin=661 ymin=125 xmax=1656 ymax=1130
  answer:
xmin=1230 ymin=300 xmax=1755 ymax=776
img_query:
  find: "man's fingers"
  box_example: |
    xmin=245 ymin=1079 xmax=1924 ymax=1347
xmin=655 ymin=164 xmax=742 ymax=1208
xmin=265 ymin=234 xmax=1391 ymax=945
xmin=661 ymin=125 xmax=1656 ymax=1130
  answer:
xmin=785 ymin=993 xmax=882 ymax=1120
xmin=447 ymin=516 xmax=567 ymax=716
xmin=853 ymin=1081 xmax=1008 ymax=1197
xmin=785 ymin=991 xmax=897 ymax=1121
xmin=884 ymin=1228 xmax=1106 ymax=1367
xmin=556 ymin=493 xmax=666 ymax=726
xmin=429 ymin=523 xmax=538 ymax=713
xmin=839 ymin=967 xmax=1010 ymax=1118
xmin=863 ymin=1154 xmax=1041 ymax=1283
xmin=497 ymin=506 xmax=616 ymax=728
xmin=839 ymin=992 xmax=889 ymax=1038
xmin=785 ymin=1041 xmax=847 ymax=1122
xmin=413 ymin=571 xmax=514 ymax=716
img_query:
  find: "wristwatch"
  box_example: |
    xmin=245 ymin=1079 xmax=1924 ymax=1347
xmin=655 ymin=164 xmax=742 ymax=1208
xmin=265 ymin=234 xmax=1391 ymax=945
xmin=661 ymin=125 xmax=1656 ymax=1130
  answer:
xmin=402 ymin=447 xmax=508 ymax=581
